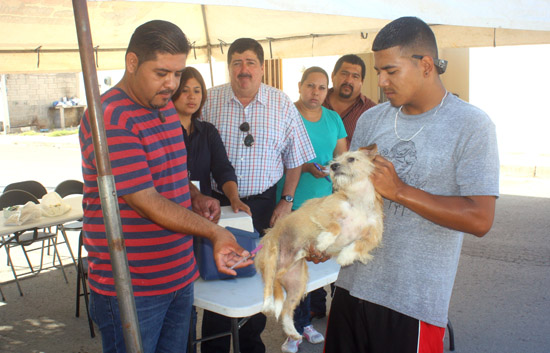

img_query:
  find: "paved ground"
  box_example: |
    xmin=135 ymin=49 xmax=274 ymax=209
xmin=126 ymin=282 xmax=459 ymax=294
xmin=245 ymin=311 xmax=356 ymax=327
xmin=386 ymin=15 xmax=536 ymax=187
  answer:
xmin=1 ymin=133 xmax=549 ymax=352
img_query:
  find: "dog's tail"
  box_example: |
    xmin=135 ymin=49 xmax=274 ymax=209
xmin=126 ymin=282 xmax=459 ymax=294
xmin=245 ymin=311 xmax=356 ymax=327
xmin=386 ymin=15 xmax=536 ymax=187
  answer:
xmin=255 ymin=227 xmax=281 ymax=317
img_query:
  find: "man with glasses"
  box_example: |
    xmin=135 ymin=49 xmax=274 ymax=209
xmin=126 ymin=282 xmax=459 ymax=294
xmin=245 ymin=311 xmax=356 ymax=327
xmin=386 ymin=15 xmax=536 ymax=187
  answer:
xmin=200 ymin=37 xmax=315 ymax=353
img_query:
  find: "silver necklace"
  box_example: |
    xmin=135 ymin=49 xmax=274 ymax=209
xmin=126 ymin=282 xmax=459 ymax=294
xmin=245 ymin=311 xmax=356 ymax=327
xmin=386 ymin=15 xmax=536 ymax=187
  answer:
xmin=394 ymin=90 xmax=449 ymax=142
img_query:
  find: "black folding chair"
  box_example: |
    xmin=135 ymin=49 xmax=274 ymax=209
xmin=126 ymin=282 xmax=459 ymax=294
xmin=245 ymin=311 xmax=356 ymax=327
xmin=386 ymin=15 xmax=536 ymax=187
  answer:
xmin=53 ymin=179 xmax=84 ymax=269
xmin=4 ymin=180 xmax=55 ymax=254
xmin=4 ymin=180 xmax=48 ymax=199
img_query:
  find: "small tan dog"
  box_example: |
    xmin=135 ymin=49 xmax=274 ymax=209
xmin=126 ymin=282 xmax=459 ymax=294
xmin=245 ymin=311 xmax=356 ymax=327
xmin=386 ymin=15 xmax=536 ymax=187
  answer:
xmin=255 ymin=145 xmax=383 ymax=340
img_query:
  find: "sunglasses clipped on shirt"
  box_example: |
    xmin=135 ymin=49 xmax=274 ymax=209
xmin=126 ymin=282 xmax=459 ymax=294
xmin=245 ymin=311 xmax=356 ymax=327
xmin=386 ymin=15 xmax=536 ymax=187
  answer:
xmin=239 ymin=122 xmax=255 ymax=147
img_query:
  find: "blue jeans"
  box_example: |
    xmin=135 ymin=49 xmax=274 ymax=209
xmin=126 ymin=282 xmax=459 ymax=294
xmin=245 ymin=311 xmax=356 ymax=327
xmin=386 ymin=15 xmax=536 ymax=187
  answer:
xmin=90 ymin=283 xmax=194 ymax=353
xmin=310 ymin=287 xmax=327 ymax=314
xmin=293 ymin=293 xmax=312 ymax=335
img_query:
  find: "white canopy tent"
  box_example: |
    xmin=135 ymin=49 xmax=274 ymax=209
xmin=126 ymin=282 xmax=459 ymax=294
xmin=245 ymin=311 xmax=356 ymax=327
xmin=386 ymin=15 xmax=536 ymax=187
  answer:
xmin=1 ymin=0 xmax=550 ymax=73
xmin=2 ymin=2 xmax=548 ymax=350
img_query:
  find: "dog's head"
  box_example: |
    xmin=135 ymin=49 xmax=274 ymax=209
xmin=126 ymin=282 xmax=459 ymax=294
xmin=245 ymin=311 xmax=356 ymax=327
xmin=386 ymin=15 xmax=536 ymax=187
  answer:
xmin=329 ymin=144 xmax=378 ymax=192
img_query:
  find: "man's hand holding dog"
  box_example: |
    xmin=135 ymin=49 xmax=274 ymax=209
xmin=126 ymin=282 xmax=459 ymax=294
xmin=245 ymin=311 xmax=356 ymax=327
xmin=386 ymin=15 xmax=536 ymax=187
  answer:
xmin=371 ymin=155 xmax=407 ymax=202
xmin=371 ymin=154 xmax=496 ymax=237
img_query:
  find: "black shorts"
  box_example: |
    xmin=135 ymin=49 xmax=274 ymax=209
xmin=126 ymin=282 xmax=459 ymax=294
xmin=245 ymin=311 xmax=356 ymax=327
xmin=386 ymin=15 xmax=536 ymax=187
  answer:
xmin=324 ymin=287 xmax=445 ymax=353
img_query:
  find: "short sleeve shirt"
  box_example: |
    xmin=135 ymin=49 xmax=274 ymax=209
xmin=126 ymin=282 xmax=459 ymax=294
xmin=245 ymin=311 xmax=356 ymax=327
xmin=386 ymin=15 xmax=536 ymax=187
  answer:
xmin=79 ymin=88 xmax=198 ymax=296
xmin=277 ymin=107 xmax=347 ymax=209
xmin=201 ymin=83 xmax=316 ymax=197
xmin=339 ymin=94 xmax=499 ymax=327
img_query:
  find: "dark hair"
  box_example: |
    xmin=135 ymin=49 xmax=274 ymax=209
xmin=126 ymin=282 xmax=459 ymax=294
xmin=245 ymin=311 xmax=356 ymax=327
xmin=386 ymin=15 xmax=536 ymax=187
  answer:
xmin=227 ymin=38 xmax=264 ymax=64
xmin=372 ymin=17 xmax=439 ymax=59
xmin=172 ymin=67 xmax=207 ymax=120
xmin=332 ymin=54 xmax=366 ymax=81
xmin=127 ymin=20 xmax=191 ymax=65
xmin=300 ymin=66 xmax=329 ymax=85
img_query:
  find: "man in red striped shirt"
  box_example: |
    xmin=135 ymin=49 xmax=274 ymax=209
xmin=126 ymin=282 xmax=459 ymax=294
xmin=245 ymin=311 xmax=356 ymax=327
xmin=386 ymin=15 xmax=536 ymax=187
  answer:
xmin=79 ymin=20 xmax=251 ymax=353
xmin=322 ymin=54 xmax=377 ymax=148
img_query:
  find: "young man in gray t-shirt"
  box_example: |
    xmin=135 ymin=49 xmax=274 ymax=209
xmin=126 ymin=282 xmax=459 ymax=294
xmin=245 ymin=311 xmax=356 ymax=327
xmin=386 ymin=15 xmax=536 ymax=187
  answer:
xmin=324 ymin=17 xmax=499 ymax=353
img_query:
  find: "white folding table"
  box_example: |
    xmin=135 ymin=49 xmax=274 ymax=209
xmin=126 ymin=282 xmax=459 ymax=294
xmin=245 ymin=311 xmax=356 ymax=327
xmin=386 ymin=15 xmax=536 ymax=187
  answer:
xmin=0 ymin=195 xmax=83 ymax=297
xmin=0 ymin=196 xmax=83 ymax=238
xmin=195 ymin=207 xmax=340 ymax=352
xmin=193 ymin=260 xmax=340 ymax=352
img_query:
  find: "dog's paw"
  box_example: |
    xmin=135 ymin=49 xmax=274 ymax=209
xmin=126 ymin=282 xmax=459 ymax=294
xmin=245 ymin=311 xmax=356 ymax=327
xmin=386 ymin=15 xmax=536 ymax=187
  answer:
xmin=357 ymin=252 xmax=373 ymax=264
xmin=282 ymin=314 xmax=302 ymax=340
xmin=336 ymin=244 xmax=358 ymax=266
xmin=262 ymin=296 xmax=275 ymax=315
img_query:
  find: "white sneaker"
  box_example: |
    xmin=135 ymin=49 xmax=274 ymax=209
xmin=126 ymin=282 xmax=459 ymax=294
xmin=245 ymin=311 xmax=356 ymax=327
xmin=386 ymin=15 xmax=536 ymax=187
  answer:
xmin=302 ymin=325 xmax=324 ymax=344
xmin=281 ymin=336 xmax=302 ymax=353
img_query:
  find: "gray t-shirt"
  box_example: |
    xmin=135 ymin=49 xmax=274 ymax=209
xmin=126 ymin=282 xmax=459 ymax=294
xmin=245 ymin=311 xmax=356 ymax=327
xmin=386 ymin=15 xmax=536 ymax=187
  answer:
xmin=339 ymin=93 xmax=499 ymax=327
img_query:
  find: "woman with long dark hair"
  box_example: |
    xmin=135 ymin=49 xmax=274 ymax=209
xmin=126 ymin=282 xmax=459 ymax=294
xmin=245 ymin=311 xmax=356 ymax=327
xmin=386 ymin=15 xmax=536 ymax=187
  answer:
xmin=173 ymin=67 xmax=250 ymax=214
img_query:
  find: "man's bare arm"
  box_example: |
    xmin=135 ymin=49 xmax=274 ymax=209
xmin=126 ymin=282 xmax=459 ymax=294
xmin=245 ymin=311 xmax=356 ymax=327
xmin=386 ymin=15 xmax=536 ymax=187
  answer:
xmin=371 ymin=155 xmax=496 ymax=237
xmin=122 ymin=187 xmax=252 ymax=274
xmin=270 ymin=165 xmax=302 ymax=227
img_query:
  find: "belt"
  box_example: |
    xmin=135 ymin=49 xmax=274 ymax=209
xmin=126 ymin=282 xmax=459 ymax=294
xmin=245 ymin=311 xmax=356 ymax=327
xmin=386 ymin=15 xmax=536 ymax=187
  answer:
xmin=213 ymin=184 xmax=276 ymax=202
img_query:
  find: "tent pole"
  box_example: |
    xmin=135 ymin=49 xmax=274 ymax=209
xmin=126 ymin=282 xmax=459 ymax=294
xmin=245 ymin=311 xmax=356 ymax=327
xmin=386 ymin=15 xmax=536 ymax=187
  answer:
xmin=71 ymin=1 xmax=143 ymax=352
xmin=201 ymin=5 xmax=215 ymax=87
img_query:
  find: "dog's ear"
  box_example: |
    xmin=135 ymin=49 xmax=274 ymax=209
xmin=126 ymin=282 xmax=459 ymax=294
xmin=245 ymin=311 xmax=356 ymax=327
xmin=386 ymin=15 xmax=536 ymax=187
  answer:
xmin=359 ymin=144 xmax=378 ymax=158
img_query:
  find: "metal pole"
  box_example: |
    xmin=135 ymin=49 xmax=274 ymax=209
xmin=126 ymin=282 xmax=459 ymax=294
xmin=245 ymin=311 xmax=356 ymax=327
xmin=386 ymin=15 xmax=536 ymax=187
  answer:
xmin=71 ymin=1 xmax=143 ymax=352
xmin=0 ymin=74 xmax=10 ymax=134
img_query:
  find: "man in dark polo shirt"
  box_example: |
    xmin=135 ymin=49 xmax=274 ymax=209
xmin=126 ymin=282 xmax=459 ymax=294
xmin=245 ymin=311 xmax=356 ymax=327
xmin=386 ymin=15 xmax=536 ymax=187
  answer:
xmin=323 ymin=54 xmax=377 ymax=148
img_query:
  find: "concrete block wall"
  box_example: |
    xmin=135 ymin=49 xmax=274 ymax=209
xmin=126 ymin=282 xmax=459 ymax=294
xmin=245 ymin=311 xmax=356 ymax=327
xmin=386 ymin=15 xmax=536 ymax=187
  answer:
xmin=6 ymin=73 xmax=82 ymax=130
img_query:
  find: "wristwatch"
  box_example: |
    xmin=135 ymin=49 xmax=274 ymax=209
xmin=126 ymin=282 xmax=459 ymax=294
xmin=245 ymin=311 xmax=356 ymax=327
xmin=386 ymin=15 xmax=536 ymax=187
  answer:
xmin=281 ymin=195 xmax=294 ymax=203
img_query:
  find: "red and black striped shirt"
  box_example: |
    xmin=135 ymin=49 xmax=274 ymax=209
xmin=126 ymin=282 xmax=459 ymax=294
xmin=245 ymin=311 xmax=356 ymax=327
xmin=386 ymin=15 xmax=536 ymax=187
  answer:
xmin=79 ymin=88 xmax=198 ymax=296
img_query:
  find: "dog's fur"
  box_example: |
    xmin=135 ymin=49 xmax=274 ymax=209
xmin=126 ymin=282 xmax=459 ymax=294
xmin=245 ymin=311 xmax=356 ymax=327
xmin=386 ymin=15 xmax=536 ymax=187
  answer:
xmin=255 ymin=146 xmax=383 ymax=340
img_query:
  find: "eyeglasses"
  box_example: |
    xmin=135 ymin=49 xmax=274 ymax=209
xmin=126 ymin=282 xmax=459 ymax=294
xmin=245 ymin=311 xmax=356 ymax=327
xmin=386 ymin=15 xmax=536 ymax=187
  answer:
xmin=411 ymin=55 xmax=448 ymax=75
xmin=239 ymin=122 xmax=255 ymax=147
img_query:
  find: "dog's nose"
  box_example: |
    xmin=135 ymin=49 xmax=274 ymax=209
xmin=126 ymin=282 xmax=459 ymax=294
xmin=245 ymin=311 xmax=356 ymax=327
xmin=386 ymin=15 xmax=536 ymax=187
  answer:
xmin=330 ymin=163 xmax=340 ymax=171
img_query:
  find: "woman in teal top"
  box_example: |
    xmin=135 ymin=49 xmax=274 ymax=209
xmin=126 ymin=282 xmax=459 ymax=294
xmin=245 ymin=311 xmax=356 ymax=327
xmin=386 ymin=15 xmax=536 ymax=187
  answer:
xmin=278 ymin=67 xmax=347 ymax=353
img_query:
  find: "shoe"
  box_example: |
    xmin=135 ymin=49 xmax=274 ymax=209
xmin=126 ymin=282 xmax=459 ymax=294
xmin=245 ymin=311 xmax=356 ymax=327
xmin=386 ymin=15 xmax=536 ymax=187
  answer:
xmin=309 ymin=311 xmax=326 ymax=320
xmin=302 ymin=325 xmax=325 ymax=344
xmin=281 ymin=336 xmax=302 ymax=353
